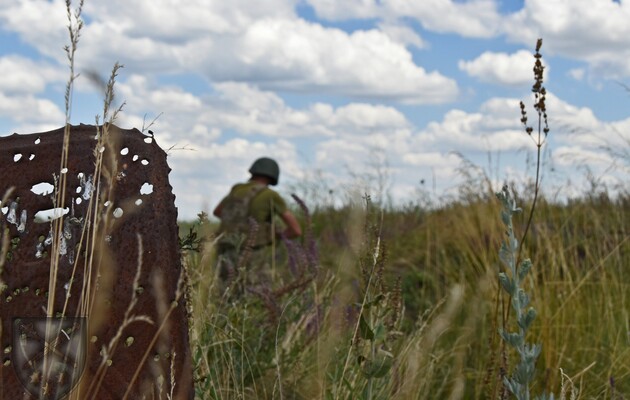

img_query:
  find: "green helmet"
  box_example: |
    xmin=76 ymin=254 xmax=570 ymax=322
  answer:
xmin=249 ymin=157 xmax=280 ymax=185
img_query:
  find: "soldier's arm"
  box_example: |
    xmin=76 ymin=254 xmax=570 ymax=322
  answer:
xmin=279 ymin=210 xmax=302 ymax=239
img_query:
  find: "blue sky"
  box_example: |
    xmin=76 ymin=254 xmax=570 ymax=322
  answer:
xmin=1 ymin=0 xmax=629 ymax=220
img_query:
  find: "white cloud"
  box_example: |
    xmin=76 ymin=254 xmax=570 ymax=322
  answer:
xmin=458 ymin=50 xmax=539 ymax=86
xmin=568 ymin=68 xmax=585 ymax=81
xmin=114 ymin=76 xmax=412 ymax=145
xmin=205 ymin=19 xmax=458 ymax=103
xmin=0 ymin=1 xmax=458 ymax=104
xmin=0 ymin=56 xmax=65 ymax=94
xmin=305 ymin=0 xmax=380 ymax=20
xmin=321 ymin=103 xmax=409 ymax=130
xmin=403 ymin=151 xmax=460 ymax=169
xmin=0 ymin=1 xmax=68 ymax=63
xmin=377 ymin=22 xmax=426 ymax=48
xmin=503 ymin=0 xmax=630 ymax=78
xmin=85 ymin=0 xmax=297 ymax=37
xmin=543 ymin=93 xmax=605 ymax=147
xmin=307 ymin=0 xmax=501 ymax=38
xmin=0 ymin=55 xmax=67 ymax=132
xmin=386 ymin=0 xmax=501 ymax=38
xmin=0 ymin=93 xmax=65 ymax=125
xmin=416 ymin=103 xmax=531 ymax=152
xmin=553 ymin=146 xmax=614 ymax=168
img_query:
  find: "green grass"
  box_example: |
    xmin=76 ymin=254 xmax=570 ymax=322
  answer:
xmin=8 ymin=6 xmax=625 ymax=396
xmin=181 ymin=189 xmax=630 ymax=399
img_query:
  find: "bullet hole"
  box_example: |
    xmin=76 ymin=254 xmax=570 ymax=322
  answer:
xmin=34 ymin=207 xmax=69 ymax=222
xmin=30 ymin=182 xmax=55 ymax=196
xmin=140 ymin=183 xmax=153 ymax=195
xmin=113 ymin=208 xmax=124 ymax=218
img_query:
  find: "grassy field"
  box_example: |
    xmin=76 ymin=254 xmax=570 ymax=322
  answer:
xmin=181 ymin=187 xmax=630 ymax=399
xmin=14 ymin=4 xmax=626 ymax=397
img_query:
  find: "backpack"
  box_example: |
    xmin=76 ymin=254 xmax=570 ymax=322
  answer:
xmin=217 ymin=183 xmax=272 ymax=249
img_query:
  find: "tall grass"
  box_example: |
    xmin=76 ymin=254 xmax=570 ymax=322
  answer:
xmin=182 ymin=39 xmax=629 ymax=399
xmin=2 ymin=1 xmax=627 ymax=397
xmin=182 ymin=182 xmax=629 ymax=399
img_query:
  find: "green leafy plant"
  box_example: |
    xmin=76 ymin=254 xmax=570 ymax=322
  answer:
xmin=496 ymin=185 xmax=552 ymax=400
xmin=497 ymin=38 xmax=558 ymax=400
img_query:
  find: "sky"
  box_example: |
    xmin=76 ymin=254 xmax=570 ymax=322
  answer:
xmin=1 ymin=0 xmax=629 ymax=220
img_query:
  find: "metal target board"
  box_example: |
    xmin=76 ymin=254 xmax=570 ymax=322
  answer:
xmin=0 ymin=124 xmax=193 ymax=399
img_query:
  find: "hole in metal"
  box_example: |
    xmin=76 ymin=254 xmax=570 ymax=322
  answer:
xmin=30 ymin=182 xmax=55 ymax=196
xmin=113 ymin=208 xmax=124 ymax=218
xmin=140 ymin=183 xmax=153 ymax=195
xmin=34 ymin=207 xmax=69 ymax=222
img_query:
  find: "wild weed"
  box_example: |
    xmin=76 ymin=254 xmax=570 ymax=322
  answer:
xmin=496 ymin=185 xmax=550 ymax=399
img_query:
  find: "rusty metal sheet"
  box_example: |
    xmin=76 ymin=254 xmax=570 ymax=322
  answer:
xmin=0 ymin=124 xmax=192 ymax=399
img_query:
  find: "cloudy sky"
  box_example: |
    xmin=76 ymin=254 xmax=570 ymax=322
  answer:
xmin=1 ymin=0 xmax=629 ymax=220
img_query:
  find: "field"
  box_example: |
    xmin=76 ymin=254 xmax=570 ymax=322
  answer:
xmin=181 ymin=186 xmax=630 ymax=399
xmin=3 ymin=3 xmax=627 ymax=397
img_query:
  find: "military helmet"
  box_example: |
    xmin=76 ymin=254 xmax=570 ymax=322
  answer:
xmin=249 ymin=157 xmax=280 ymax=185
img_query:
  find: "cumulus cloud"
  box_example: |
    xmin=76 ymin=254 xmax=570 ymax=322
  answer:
xmin=402 ymin=151 xmax=460 ymax=171
xmin=307 ymin=0 xmax=501 ymax=37
xmin=202 ymin=19 xmax=458 ymax=103
xmin=377 ymin=22 xmax=426 ymax=48
xmin=0 ymin=56 xmax=66 ymax=94
xmin=385 ymin=0 xmax=501 ymax=38
xmin=0 ymin=0 xmax=458 ymax=104
xmin=85 ymin=0 xmax=297 ymax=37
xmin=458 ymin=50 xmax=539 ymax=86
xmin=0 ymin=1 xmax=68 ymax=63
xmin=305 ymin=0 xmax=380 ymax=20
xmin=503 ymin=0 xmax=630 ymax=78
xmin=415 ymin=101 xmax=530 ymax=152
xmin=306 ymin=0 xmax=630 ymax=78
xmin=0 ymin=93 xmax=65 ymax=134
xmin=553 ymin=146 xmax=614 ymax=168
xmin=114 ymin=76 xmax=411 ymax=144
xmin=0 ymin=55 xmax=67 ymax=132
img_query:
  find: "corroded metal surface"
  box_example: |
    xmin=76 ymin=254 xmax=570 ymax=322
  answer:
xmin=0 ymin=124 xmax=192 ymax=399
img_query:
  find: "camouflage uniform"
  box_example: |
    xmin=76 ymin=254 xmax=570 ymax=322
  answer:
xmin=215 ymin=181 xmax=288 ymax=294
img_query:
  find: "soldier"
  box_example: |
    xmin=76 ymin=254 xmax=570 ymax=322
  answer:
xmin=213 ymin=157 xmax=301 ymax=293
